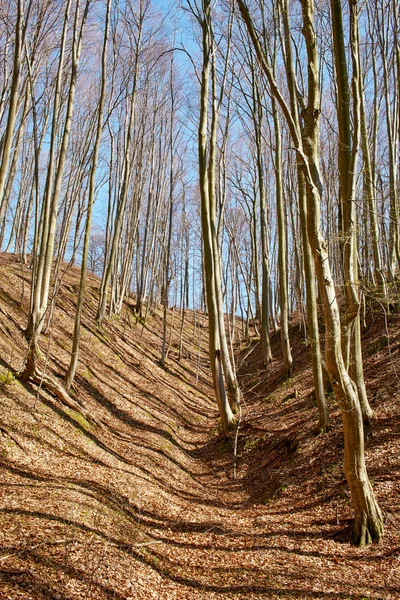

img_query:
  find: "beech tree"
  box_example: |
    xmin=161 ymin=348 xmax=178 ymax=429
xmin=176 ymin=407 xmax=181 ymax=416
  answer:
xmin=330 ymin=0 xmax=373 ymax=424
xmin=231 ymin=36 xmax=273 ymax=363
xmin=279 ymin=0 xmax=328 ymax=430
xmin=188 ymin=0 xmax=239 ymax=435
xmin=237 ymin=0 xmax=383 ymax=545
xmin=0 ymin=0 xmax=396 ymax=547
xmin=96 ymin=0 xmax=146 ymax=327
xmin=0 ymin=0 xmax=23 ymax=229
xmin=24 ymin=0 xmax=90 ymax=372
xmin=65 ymin=0 xmax=111 ymax=390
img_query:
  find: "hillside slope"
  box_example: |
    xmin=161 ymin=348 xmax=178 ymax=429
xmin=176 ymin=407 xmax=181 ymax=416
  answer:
xmin=0 ymin=254 xmax=399 ymax=600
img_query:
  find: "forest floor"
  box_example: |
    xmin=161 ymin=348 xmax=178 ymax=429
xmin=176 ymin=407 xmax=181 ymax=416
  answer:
xmin=0 ymin=253 xmax=399 ymax=600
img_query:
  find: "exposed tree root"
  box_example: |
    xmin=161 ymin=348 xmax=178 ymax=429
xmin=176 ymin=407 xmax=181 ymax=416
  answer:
xmin=349 ymin=475 xmax=384 ymax=546
xmin=352 ymin=503 xmax=384 ymax=547
xmin=0 ymin=426 xmax=27 ymax=453
xmin=18 ymin=366 xmax=102 ymax=429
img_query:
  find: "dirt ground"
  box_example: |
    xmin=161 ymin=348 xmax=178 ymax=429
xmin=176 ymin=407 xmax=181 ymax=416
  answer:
xmin=0 ymin=254 xmax=399 ymax=599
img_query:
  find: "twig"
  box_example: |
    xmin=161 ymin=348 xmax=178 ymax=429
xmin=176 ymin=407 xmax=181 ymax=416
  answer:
xmin=0 ymin=538 xmax=73 ymax=562
xmin=238 ymin=341 xmax=260 ymax=369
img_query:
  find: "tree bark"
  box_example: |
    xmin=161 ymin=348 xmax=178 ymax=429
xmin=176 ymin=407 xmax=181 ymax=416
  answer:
xmin=65 ymin=0 xmax=111 ymax=390
xmin=237 ymin=0 xmax=383 ymax=544
xmin=196 ymin=0 xmax=236 ymax=435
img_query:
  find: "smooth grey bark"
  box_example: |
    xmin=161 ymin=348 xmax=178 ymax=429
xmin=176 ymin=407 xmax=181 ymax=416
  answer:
xmin=25 ymin=0 xmax=73 ymax=347
xmin=161 ymin=52 xmax=175 ymax=367
xmin=136 ymin=107 xmax=158 ymax=317
xmin=0 ymin=0 xmax=23 ymax=226
xmin=65 ymin=0 xmax=111 ymax=391
xmin=271 ymin=94 xmax=293 ymax=374
xmin=330 ymin=0 xmax=373 ymax=424
xmin=208 ymin=9 xmax=241 ymax=413
xmin=376 ymin=0 xmax=400 ymax=276
xmin=23 ymin=0 xmax=91 ymax=386
xmin=97 ymin=3 xmax=144 ymax=327
xmin=237 ymin=0 xmax=383 ymax=545
xmin=359 ymin=70 xmax=386 ymax=293
xmin=279 ymin=0 xmax=329 ymax=431
xmin=254 ymin=75 xmax=273 ymax=364
xmin=195 ymin=0 xmax=236 ymax=435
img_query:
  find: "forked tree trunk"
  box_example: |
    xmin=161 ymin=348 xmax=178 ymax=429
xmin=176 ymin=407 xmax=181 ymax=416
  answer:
xmin=197 ymin=0 xmax=236 ymax=435
xmin=25 ymin=0 xmax=74 ymax=354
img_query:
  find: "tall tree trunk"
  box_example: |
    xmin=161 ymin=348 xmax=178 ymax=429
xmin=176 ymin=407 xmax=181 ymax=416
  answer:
xmin=271 ymin=95 xmax=293 ymax=374
xmin=25 ymin=0 xmax=73 ymax=349
xmin=161 ymin=55 xmax=175 ymax=367
xmin=65 ymin=0 xmax=111 ymax=390
xmin=279 ymin=0 xmax=329 ymax=431
xmin=254 ymin=77 xmax=273 ymax=364
xmin=0 ymin=0 xmax=23 ymax=226
xmin=237 ymin=0 xmax=383 ymax=545
xmin=197 ymin=0 xmax=235 ymax=435
xmin=97 ymin=6 xmax=143 ymax=326
xmin=359 ymin=76 xmax=386 ymax=293
xmin=330 ymin=0 xmax=373 ymax=423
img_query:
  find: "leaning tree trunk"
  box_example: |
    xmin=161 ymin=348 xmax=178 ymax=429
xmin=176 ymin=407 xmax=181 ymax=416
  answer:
xmin=237 ymin=0 xmax=383 ymax=545
xmin=303 ymin=0 xmax=382 ymax=544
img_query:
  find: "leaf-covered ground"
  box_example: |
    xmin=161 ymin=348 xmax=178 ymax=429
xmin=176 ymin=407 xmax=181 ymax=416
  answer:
xmin=0 ymin=253 xmax=399 ymax=599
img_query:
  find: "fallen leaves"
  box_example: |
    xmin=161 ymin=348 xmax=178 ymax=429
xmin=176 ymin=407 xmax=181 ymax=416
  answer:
xmin=0 ymin=256 xmax=399 ymax=599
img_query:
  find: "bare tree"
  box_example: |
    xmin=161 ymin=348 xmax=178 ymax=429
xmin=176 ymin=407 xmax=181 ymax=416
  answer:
xmin=237 ymin=0 xmax=383 ymax=545
xmin=189 ymin=0 xmax=237 ymax=435
xmin=66 ymin=0 xmax=111 ymax=390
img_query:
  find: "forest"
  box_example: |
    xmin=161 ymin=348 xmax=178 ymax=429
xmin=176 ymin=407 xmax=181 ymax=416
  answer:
xmin=0 ymin=0 xmax=399 ymax=598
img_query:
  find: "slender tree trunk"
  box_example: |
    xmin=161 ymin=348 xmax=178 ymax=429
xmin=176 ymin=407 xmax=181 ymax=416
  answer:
xmin=271 ymin=95 xmax=293 ymax=374
xmin=197 ymin=0 xmax=235 ymax=435
xmin=160 ymin=63 xmax=175 ymax=367
xmin=359 ymin=66 xmax=386 ymax=294
xmin=279 ymin=0 xmax=328 ymax=429
xmin=25 ymin=0 xmax=73 ymax=349
xmin=237 ymin=0 xmax=383 ymax=545
xmin=254 ymin=78 xmax=273 ymax=364
xmin=331 ymin=0 xmax=373 ymax=423
xmin=97 ymin=9 xmax=143 ymax=326
xmin=0 ymin=0 xmax=23 ymax=225
xmin=65 ymin=0 xmax=111 ymax=390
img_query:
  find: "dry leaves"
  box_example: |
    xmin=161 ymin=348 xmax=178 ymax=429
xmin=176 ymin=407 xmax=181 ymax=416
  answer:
xmin=0 ymin=254 xmax=399 ymax=599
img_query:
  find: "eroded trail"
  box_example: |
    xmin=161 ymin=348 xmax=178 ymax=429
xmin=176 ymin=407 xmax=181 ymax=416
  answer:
xmin=0 ymin=256 xmax=399 ymax=600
